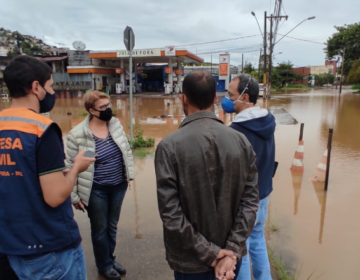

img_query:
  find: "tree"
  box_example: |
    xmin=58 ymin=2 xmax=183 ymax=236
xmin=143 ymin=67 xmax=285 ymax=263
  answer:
xmin=273 ymin=62 xmax=297 ymax=87
xmin=259 ymin=54 xmax=270 ymax=70
xmin=325 ymin=23 xmax=360 ymax=76
xmin=7 ymin=51 xmax=15 ymax=58
xmin=7 ymin=46 xmax=19 ymax=57
xmin=31 ymin=45 xmax=43 ymax=52
xmin=243 ymin=63 xmax=255 ymax=74
xmin=314 ymin=73 xmax=335 ymax=86
xmin=346 ymin=58 xmax=360 ymax=84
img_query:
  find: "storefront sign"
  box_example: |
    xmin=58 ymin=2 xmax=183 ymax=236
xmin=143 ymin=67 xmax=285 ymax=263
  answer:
xmin=175 ymin=69 xmax=184 ymax=75
xmin=117 ymin=49 xmax=161 ymax=57
xmin=165 ymin=68 xmax=173 ymax=74
xmin=219 ymin=64 xmax=228 ymax=76
xmin=219 ymin=54 xmax=229 ymax=77
xmin=116 ymin=68 xmax=124 ymax=74
xmin=53 ymin=81 xmax=92 ymax=90
xmin=165 ymin=46 xmax=176 ymax=56
xmin=68 ymin=51 xmax=91 ymax=66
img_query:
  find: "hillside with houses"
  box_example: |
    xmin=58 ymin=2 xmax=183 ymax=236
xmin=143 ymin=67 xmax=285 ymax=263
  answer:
xmin=0 ymin=27 xmax=69 ymax=57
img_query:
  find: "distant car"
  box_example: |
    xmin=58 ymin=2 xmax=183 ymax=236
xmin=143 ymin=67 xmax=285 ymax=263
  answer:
xmin=323 ymin=84 xmax=333 ymax=87
xmin=258 ymin=83 xmax=264 ymax=97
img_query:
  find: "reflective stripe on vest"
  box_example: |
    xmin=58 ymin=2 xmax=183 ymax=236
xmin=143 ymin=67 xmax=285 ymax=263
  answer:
xmin=0 ymin=116 xmax=49 ymax=130
xmin=0 ymin=109 xmax=53 ymax=138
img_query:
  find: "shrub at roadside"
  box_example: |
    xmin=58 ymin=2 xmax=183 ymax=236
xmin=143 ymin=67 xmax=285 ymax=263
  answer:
xmin=128 ymin=120 xmax=155 ymax=149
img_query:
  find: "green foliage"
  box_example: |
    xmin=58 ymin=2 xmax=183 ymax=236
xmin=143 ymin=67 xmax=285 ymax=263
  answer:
xmin=326 ymin=22 xmax=360 ymax=76
xmin=314 ymin=73 xmax=335 ymax=86
xmin=21 ymin=41 xmax=31 ymax=49
xmin=243 ymin=63 xmax=255 ymax=74
xmin=7 ymin=51 xmax=15 ymax=58
xmin=128 ymin=120 xmax=155 ymax=149
xmin=17 ymin=34 xmax=24 ymax=41
xmin=78 ymin=109 xmax=88 ymax=116
xmin=268 ymin=248 xmax=295 ymax=280
xmin=270 ymin=221 xmax=281 ymax=233
xmin=271 ymin=62 xmax=298 ymax=88
xmin=133 ymin=149 xmax=151 ymax=158
xmin=351 ymin=84 xmax=360 ymax=90
xmin=30 ymin=45 xmax=43 ymax=52
xmin=285 ymin=84 xmax=309 ymax=89
xmin=346 ymin=58 xmax=360 ymax=84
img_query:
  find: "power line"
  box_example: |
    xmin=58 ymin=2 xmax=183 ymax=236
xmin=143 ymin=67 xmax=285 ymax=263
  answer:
xmin=175 ymin=35 xmax=259 ymax=48
xmin=196 ymin=48 xmax=260 ymax=55
xmin=276 ymin=34 xmax=326 ymax=45
xmin=190 ymin=42 xmax=263 ymax=53
xmin=281 ymin=1 xmax=287 ymax=15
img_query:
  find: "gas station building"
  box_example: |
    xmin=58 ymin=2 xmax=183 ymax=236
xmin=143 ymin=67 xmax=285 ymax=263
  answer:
xmin=66 ymin=47 xmax=204 ymax=94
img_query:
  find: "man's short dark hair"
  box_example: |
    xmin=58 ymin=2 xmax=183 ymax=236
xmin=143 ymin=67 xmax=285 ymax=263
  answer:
xmin=4 ymin=55 xmax=53 ymax=98
xmin=182 ymin=70 xmax=216 ymax=110
xmin=234 ymin=74 xmax=259 ymax=105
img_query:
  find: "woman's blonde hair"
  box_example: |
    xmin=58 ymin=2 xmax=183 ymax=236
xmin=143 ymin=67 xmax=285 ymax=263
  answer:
xmin=84 ymin=90 xmax=110 ymax=112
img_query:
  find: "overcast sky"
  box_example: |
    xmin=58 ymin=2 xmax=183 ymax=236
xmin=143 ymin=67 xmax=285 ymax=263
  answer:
xmin=1 ymin=0 xmax=359 ymax=68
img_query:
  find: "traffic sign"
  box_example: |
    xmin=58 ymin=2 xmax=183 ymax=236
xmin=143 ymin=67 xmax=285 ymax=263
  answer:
xmin=123 ymin=26 xmax=135 ymax=51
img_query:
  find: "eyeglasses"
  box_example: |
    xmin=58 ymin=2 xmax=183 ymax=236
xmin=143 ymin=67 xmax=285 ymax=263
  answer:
xmin=94 ymin=102 xmax=112 ymax=111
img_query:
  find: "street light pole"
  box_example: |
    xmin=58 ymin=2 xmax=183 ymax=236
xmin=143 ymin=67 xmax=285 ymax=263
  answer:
xmin=251 ymin=11 xmax=264 ymax=39
xmin=274 ymin=16 xmax=316 ymax=45
xmin=263 ymin=11 xmax=267 ymax=99
xmin=268 ymin=15 xmax=315 ymax=98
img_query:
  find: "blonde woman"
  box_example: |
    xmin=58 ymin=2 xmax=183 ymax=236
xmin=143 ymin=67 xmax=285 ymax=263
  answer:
xmin=66 ymin=91 xmax=134 ymax=280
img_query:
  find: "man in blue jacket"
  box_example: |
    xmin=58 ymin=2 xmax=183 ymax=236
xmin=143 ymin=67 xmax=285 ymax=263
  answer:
xmin=221 ymin=74 xmax=275 ymax=280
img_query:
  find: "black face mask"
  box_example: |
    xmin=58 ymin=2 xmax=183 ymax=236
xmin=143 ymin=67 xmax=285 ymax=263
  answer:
xmin=92 ymin=108 xmax=113 ymax=122
xmin=37 ymin=91 xmax=56 ymax=113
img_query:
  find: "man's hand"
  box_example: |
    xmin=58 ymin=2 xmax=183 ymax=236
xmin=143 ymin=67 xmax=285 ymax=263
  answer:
xmin=215 ymin=256 xmax=237 ymax=280
xmin=211 ymin=249 xmax=236 ymax=267
xmin=73 ymin=201 xmax=85 ymax=212
xmin=72 ymin=150 xmax=95 ymax=174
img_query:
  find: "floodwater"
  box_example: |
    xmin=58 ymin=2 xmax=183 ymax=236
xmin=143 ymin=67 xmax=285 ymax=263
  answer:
xmin=1 ymin=88 xmax=360 ymax=280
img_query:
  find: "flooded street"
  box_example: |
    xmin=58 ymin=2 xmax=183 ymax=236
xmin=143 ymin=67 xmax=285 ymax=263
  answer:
xmin=1 ymin=88 xmax=360 ymax=279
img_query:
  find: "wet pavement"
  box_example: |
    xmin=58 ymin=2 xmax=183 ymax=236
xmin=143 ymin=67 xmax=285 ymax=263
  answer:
xmin=1 ymin=87 xmax=360 ymax=280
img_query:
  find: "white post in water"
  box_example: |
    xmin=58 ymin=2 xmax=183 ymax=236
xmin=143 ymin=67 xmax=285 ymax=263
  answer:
xmin=129 ymin=37 xmax=133 ymax=147
xmin=124 ymin=26 xmax=135 ymax=148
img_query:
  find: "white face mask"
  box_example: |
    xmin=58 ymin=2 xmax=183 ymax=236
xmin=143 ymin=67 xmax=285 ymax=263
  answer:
xmin=234 ymin=80 xmax=253 ymax=105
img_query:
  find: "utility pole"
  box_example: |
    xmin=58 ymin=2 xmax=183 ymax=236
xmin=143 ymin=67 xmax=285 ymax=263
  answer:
xmin=268 ymin=15 xmax=274 ymax=99
xmin=267 ymin=14 xmax=289 ymax=99
xmin=339 ymin=48 xmax=346 ymax=94
xmin=335 ymin=57 xmax=340 ymax=89
xmin=263 ymin=11 xmax=267 ymax=99
xmin=258 ymin=48 xmax=262 ymax=80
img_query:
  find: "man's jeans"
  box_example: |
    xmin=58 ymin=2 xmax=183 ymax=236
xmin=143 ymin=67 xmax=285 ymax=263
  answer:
xmin=7 ymin=244 xmax=86 ymax=280
xmin=237 ymin=196 xmax=271 ymax=280
xmin=86 ymin=181 xmax=127 ymax=270
xmin=0 ymin=253 xmax=18 ymax=280
xmin=174 ymin=260 xmax=242 ymax=280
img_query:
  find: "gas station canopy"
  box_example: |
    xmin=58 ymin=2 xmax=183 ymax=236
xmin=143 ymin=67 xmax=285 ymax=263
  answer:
xmin=89 ymin=48 xmax=204 ymax=64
